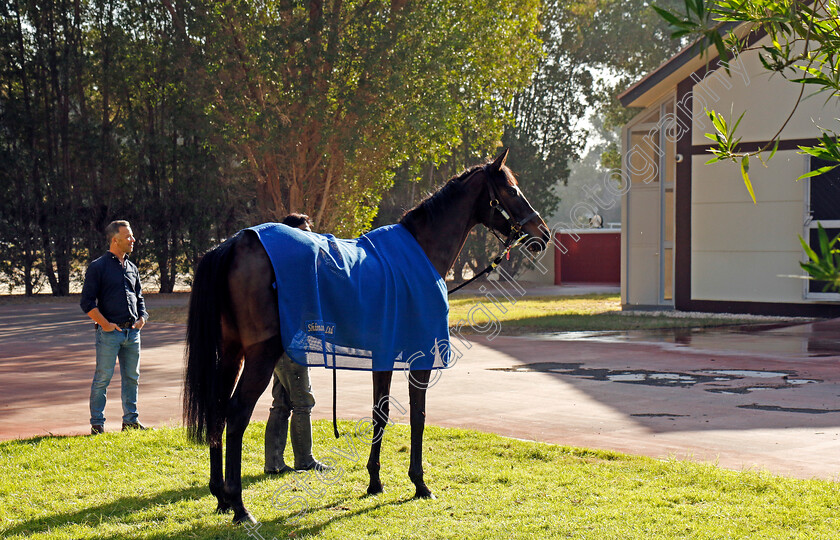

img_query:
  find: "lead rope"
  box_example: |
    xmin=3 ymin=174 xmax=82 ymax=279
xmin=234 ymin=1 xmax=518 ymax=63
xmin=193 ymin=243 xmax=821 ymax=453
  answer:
xmin=447 ymin=232 xmax=526 ymax=295
xmin=333 ymin=368 xmax=339 ymax=438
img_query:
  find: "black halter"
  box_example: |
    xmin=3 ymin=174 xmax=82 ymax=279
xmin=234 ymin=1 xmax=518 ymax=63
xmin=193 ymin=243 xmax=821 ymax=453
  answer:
xmin=485 ymin=173 xmax=540 ymax=246
xmin=446 ymin=171 xmax=541 ymax=295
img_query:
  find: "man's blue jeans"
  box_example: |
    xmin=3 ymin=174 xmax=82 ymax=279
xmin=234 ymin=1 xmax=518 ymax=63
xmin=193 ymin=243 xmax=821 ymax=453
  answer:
xmin=265 ymin=353 xmax=316 ymax=471
xmin=89 ymin=327 xmax=141 ymax=425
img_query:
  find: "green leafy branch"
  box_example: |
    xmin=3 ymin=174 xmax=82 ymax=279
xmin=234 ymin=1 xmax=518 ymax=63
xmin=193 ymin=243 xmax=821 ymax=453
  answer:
xmin=653 ymin=0 xmax=840 ymax=203
xmin=800 ymin=223 xmax=840 ymax=292
xmin=703 ymin=108 xmax=778 ymax=203
xmin=798 ymin=130 xmax=840 ymax=179
xmin=652 ymin=0 xmax=717 ymax=46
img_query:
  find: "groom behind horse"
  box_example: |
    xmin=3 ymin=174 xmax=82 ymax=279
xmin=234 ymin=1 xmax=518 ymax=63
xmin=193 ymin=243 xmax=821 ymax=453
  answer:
xmin=264 ymin=213 xmax=331 ymax=475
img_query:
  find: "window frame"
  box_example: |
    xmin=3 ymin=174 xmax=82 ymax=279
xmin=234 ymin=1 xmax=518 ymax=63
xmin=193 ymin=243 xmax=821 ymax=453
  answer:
xmin=803 ymin=156 xmax=840 ymax=300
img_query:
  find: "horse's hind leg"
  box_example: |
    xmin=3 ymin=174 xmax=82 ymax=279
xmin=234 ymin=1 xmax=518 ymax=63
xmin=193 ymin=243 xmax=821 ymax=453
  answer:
xmin=408 ymin=370 xmax=434 ymax=499
xmin=366 ymin=370 xmax=394 ymax=495
xmin=210 ymin=445 xmax=226 ymax=512
xmin=224 ymin=335 xmax=281 ymax=524
xmin=210 ymin=340 xmax=243 ymax=514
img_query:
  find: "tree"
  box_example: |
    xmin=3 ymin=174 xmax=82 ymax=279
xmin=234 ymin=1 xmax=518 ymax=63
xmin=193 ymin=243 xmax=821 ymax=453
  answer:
xmin=656 ymin=0 xmax=840 ymax=287
xmin=114 ymin=0 xmax=238 ymax=292
xmin=0 ymin=1 xmax=245 ymax=295
xmin=0 ymin=2 xmax=40 ymax=294
xmin=507 ymin=0 xmax=687 ymax=203
xmin=164 ymin=0 xmax=542 ymax=237
xmin=0 ymin=0 xmax=92 ymax=296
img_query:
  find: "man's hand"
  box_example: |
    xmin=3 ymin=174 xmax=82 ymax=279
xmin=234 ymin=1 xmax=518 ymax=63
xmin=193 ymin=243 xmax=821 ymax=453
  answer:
xmin=133 ymin=317 xmax=146 ymax=330
xmin=87 ymin=308 xmax=119 ymax=332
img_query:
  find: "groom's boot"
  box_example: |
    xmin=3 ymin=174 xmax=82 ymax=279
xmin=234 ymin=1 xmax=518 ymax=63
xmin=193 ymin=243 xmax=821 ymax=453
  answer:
xmin=290 ymin=410 xmax=333 ymax=471
xmin=265 ymin=413 xmax=294 ymax=475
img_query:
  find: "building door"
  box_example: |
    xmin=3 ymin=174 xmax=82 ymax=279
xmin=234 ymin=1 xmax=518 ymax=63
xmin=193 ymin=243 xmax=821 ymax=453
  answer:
xmin=624 ymin=99 xmax=676 ymax=307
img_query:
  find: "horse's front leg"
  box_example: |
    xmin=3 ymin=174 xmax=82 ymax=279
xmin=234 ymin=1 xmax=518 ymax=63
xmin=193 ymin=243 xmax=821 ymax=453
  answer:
xmin=366 ymin=370 xmax=393 ymax=495
xmin=408 ymin=369 xmax=434 ymax=499
xmin=224 ymin=337 xmax=280 ymax=524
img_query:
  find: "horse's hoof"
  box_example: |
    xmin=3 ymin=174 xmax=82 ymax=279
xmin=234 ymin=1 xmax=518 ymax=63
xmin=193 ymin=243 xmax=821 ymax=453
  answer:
xmin=414 ymin=486 xmax=435 ymax=499
xmin=233 ymin=511 xmax=256 ymax=525
xmin=366 ymin=483 xmax=384 ymax=496
xmin=215 ymin=502 xmax=232 ymax=514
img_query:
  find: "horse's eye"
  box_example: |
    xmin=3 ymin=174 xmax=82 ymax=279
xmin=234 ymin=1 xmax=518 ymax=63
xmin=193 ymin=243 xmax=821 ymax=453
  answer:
xmin=506 ymin=186 xmax=518 ymax=196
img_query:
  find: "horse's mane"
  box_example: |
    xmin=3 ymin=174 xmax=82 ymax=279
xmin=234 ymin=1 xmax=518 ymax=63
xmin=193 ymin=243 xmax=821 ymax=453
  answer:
xmin=399 ymin=164 xmax=485 ymax=230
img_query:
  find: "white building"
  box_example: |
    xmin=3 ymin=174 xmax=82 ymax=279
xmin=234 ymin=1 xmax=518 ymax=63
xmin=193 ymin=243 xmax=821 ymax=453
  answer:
xmin=619 ymin=23 xmax=840 ymax=316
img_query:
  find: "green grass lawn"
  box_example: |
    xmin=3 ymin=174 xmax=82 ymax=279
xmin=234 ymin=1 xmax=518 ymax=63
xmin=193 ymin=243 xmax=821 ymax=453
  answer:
xmin=449 ymin=294 xmax=790 ymax=333
xmin=1 ymin=422 xmax=837 ymax=539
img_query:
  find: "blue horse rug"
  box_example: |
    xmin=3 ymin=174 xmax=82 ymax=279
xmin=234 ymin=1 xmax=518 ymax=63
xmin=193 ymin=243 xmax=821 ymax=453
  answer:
xmin=248 ymin=223 xmax=450 ymax=371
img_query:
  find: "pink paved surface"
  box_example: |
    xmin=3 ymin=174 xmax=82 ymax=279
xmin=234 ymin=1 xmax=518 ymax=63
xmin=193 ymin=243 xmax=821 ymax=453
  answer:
xmin=2 ymin=296 xmax=839 ymax=481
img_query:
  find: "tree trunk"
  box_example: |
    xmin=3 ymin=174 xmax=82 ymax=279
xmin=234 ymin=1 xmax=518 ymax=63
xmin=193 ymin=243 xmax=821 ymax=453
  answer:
xmin=452 ymin=259 xmax=465 ymax=283
xmin=23 ymin=243 xmax=34 ymax=296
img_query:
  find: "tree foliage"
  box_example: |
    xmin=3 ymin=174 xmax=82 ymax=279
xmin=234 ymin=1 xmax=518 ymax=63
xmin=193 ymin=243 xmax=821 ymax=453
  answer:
xmin=505 ymin=0 xmax=686 ymax=213
xmin=176 ymin=0 xmax=542 ymax=236
xmin=0 ymin=0 xmax=239 ymax=294
xmin=0 ymin=0 xmax=541 ymax=294
xmin=800 ymin=223 xmax=840 ymax=292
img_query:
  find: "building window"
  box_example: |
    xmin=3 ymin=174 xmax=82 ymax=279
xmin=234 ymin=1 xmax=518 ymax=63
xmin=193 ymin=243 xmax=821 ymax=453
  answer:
xmin=805 ymin=157 xmax=840 ymax=298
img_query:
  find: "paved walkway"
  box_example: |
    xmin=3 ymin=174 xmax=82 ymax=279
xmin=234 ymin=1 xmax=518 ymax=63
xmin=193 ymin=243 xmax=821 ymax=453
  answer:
xmin=1 ymin=292 xmax=839 ymax=481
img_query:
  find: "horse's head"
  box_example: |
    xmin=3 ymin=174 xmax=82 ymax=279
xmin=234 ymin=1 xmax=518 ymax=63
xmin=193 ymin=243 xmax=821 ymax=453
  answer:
xmin=479 ymin=149 xmax=550 ymax=252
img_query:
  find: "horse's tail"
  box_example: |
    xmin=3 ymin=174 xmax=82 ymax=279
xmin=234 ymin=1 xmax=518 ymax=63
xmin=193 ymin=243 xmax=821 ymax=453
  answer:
xmin=183 ymin=234 xmax=238 ymax=445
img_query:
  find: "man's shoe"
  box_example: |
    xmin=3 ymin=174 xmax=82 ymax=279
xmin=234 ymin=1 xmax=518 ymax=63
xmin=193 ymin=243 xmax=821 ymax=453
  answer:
xmin=91 ymin=425 xmax=105 ymax=435
xmin=121 ymin=422 xmax=148 ymax=431
xmin=265 ymin=465 xmax=295 ymax=475
xmin=296 ymin=460 xmax=334 ymax=472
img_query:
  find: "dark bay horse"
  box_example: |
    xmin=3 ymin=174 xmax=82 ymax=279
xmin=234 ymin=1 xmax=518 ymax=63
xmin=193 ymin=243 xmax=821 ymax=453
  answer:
xmin=183 ymin=149 xmax=550 ymax=523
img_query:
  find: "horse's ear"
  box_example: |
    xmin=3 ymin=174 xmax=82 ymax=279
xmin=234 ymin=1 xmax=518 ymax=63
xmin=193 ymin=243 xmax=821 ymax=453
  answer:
xmin=490 ymin=148 xmax=509 ymax=171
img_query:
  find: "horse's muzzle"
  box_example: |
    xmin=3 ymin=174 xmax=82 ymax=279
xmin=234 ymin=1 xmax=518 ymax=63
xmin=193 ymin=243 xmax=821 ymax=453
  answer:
xmin=527 ymin=238 xmax=547 ymax=253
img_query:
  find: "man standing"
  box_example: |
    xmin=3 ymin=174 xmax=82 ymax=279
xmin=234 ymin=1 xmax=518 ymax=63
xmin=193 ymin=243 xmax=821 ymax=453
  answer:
xmin=80 ymin=220 xmax=149 ymax=435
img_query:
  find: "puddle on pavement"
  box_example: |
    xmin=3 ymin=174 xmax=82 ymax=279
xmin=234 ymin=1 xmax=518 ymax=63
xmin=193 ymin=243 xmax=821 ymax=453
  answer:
xmin=524 ymin=323 xmax=840 ymax=358
xmin=491 ymin=362 xmax=820 ymax=394
xmin=739 ymin=404 xmax=840 ymax=414
xmin=491 ymin=362 xmax=718 ymax=387
xmin=702 ymin=369 xmax=790 ymax=378
xmin=606 ymin=373 xmax=646 ymax=382
xmin=706 ymin=385 xmax=788 ymax=395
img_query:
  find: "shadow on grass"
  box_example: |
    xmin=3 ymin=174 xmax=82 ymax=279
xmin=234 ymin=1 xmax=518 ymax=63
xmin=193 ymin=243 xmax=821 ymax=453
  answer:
xmin=265 ymin=494 xmax=419 ymax=539
xmin=6 ymin=433 xmax=78 ymax=445
xmin=4 ymin=481 xmax=210 ymax=538
xmin=4 ymin=466 xmax=423 ymax=540
xmin=4 ymin=465 xmax=284 ymax=537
